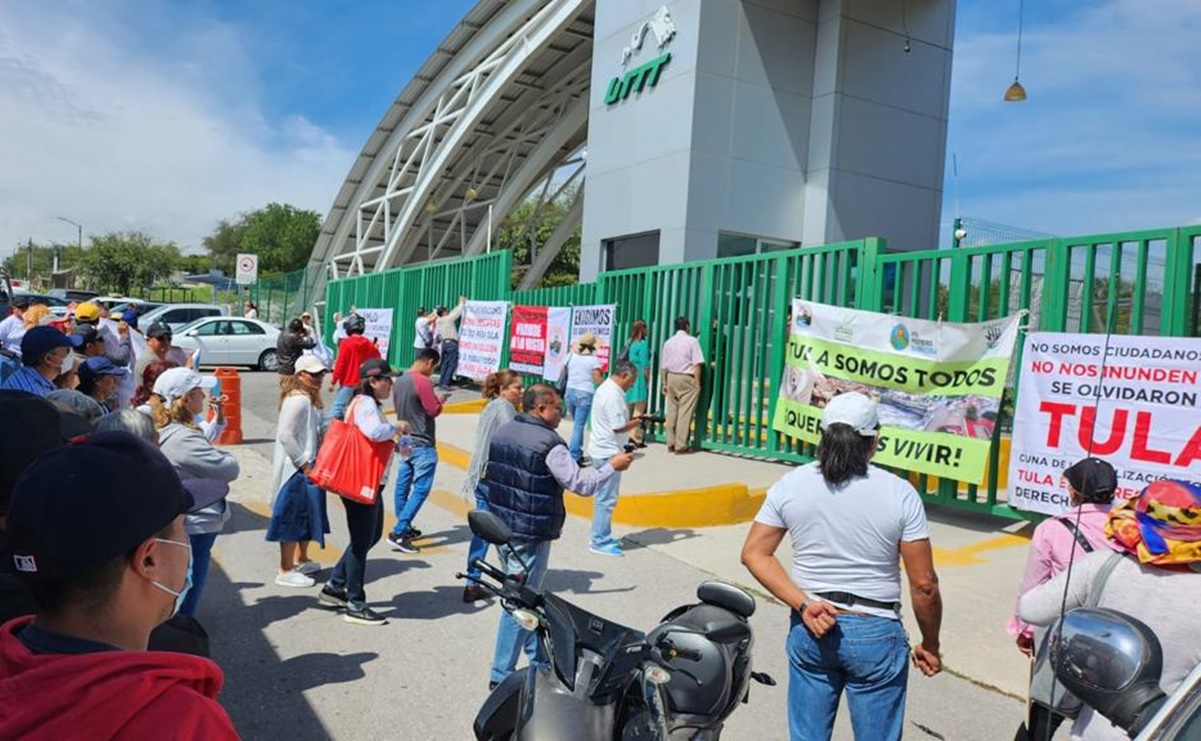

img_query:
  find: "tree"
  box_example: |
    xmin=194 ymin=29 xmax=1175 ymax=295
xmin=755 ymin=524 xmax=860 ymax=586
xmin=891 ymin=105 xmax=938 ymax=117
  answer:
xmin=494 ymin=192 xmax=581 ymax=288
xmin=179 ymin=254 xmax=214 ymax=275
xmin=203 ymin=203 xmax=322 ymax=276
xmin=77 ymin=231 xmax=180 ymax=295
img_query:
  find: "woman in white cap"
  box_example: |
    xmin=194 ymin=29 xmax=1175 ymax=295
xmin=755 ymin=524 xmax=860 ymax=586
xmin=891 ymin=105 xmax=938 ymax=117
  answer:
xmin=150 ymin=367 xmax=241 ymax=618
xmin=267 ymin=355 xmax=331 ymax=587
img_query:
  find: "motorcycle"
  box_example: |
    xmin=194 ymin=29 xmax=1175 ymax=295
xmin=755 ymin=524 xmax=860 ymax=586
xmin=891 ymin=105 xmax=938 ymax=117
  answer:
xmin=461 ymin=510 xmax=775 ymax=740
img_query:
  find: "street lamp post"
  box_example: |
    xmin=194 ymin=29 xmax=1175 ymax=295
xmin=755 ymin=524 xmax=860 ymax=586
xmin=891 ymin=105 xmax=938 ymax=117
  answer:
xmin=55 ymin=216 xmax=83 ymax=274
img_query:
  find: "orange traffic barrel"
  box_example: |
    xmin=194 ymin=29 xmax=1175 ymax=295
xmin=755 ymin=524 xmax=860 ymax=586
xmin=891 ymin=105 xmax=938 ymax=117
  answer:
xmin=214 ymin=367 xmax=243 ymax=445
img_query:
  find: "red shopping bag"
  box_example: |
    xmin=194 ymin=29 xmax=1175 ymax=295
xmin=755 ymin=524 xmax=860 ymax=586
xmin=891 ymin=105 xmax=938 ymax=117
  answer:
xmin=308 ymin=403 xmax=394 ymax=504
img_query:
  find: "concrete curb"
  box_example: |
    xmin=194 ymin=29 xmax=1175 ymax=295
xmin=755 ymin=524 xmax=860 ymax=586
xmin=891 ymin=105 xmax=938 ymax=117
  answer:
xmin=434 ymin=440 xmax=765 ymax=528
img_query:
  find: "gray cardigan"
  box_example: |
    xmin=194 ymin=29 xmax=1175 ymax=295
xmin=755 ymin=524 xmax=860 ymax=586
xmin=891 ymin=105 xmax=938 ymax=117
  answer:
xmin=159 ymin=422 xmax=241 ymax=535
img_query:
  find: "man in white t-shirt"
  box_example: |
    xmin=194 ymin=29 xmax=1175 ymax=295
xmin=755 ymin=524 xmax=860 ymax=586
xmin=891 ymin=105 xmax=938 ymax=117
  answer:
xmin=586 ymin=361 xmax=642 ymax=557
xmin=412 ymin=307 xmax=437 ymax=361
xmin=740 ymin=392 xmax=942 ymax=741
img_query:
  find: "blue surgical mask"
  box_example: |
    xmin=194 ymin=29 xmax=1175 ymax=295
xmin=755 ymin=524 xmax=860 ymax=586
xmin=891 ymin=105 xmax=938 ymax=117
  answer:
xmin=151 ymin=537 xmax=193 ymax=617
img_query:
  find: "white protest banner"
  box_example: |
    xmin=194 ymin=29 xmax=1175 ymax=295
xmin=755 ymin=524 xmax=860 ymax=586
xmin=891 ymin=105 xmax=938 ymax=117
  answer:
xmin=356 ymin=308 xmax=394 ymax=358
xmin=772 ymin=300 xmax=1022 ymax=482
xmin=542 ymin=307 xmax=572 ymax=381
xmin=1008 ymin=332 xmax=1201 ymax=515
xmin=459 ymin=300 xmax=508 ymax=381
xmin=570 ymin=304 xmax=616 ymax=371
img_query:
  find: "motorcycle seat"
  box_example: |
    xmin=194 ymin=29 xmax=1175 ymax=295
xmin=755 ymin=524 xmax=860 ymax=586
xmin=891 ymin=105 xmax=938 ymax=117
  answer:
xmin=656 ymin=604 xmax=750 ymax=644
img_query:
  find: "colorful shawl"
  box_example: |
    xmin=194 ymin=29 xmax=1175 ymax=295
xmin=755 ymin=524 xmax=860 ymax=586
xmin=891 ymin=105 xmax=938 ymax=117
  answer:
xmin=1106 ymin=479 xmax=1201 ymax=568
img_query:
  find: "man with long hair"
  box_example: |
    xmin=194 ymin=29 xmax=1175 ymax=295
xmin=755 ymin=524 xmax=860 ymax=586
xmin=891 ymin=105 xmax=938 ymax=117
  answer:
xmin=741 ymin=393 xmax=942 ymax=741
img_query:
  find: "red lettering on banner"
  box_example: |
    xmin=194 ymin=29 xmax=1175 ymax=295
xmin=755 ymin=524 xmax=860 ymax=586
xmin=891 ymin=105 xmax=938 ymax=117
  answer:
xmin=1078 ymin=406 xmax=1127 ymax=456
xmin=1129 ymin=411 xmax=1173 ymax=465
xmin=1040 ymin=401 xmax=1076 ymax=447
xmin=1175 ymin=426 xmax=1201 ymax=467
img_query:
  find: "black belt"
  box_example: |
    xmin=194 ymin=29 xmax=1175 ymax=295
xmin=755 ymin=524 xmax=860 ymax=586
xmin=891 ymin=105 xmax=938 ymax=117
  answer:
xmin=442 ymin=338 xmax=459 ymax=344
xmin=815 ymin=591 xmax=901 ymax=612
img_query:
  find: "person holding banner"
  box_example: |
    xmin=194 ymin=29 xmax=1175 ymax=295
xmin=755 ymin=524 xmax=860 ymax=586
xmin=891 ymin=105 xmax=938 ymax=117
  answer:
xmin=741 ymin=392 xmax=942 ymax=741
xmin=434 ymin=296 xmax=467 ymax=391
xmin=413 ymin=307 xmax=437 ymax=361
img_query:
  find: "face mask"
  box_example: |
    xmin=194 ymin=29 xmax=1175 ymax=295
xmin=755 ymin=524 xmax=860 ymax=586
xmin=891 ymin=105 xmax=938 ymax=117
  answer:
xmin=54 ymin=353 xmax=72 ymax=377
xmin=151 ymin=538 xmax=194 ymax=617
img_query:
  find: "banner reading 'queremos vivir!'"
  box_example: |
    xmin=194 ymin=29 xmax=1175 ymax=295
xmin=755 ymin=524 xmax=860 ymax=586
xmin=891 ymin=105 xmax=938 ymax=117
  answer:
xmin=771 ymin=300 xmax=1022 ymax=481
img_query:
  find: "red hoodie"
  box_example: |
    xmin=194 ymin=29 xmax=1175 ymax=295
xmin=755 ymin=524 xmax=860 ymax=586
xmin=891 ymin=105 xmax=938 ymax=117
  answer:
xmin=0 ymin=616 xmax=238 ymax=740
xmin=332 ymin=334 xmax=381 ymax=388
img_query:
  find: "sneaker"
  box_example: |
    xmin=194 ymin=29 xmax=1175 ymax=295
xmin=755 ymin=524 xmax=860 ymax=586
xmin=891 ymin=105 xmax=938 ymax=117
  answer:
xmin=343 ymin=606 xmax=387 ymax=626
xmin=462 ymin=585 xmax=490 ymax=603
xmin=294 ymin=561 xmax=322 ymax=576
xmin=589 ymin=542 xmax=625 ymax=557
xmin=318 ymin=585 xmax=348 ymax=608
xmin=276 ymin=570 xmax=315 ymax=588
xmin=386 ymin=531 xmax=405 ymax=548
xmin=401 ymin=527 xmax=423 ymax=539
xmin=393 ymin=537 xmax=421 ymax=554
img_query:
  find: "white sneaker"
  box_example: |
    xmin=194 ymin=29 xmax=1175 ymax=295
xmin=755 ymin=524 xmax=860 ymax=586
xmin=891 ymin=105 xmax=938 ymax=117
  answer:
xmin=294 ymin=561 xmax=322 ymax=576
xmin=275 ymin=570 xmax=316 ymax=588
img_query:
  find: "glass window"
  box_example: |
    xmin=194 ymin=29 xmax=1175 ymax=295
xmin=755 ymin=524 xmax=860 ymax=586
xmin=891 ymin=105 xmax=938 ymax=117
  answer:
xmin=230 ymin=321 xmax=264 ymax=335
xmin=717 ymin=233 xmax=756 ymax=259
xmin=604 ymin=231 xmax=660 ymax=271
xmin=192 ymin=321 xmax=224 ymax=336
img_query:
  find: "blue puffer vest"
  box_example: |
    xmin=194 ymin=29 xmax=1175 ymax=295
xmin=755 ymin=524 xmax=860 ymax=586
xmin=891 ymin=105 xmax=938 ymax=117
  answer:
xmin=479 ymin=413 xmax=566 ymax=541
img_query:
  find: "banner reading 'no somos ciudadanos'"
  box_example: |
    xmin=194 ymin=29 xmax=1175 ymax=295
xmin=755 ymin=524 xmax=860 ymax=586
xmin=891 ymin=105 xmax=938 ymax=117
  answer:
xmin=772 ymin=300 xmax=1022 ymax=482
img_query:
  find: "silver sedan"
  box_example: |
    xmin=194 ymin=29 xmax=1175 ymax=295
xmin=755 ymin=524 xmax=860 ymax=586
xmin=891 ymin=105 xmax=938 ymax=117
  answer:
xmin=173 ymin=317 xmax=282 ymax=371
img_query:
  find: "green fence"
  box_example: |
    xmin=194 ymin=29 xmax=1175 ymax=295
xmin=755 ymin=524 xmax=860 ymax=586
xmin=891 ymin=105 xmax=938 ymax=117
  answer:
xmin=317 ymin=225 xmax=1201 ymax=519
xmin=322 ymin=251 xmax=513 ymax=368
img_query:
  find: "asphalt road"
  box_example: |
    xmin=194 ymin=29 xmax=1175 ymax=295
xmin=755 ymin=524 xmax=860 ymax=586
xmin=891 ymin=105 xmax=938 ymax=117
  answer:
xmin=199 ymin=370 xmax=1036 ymax=740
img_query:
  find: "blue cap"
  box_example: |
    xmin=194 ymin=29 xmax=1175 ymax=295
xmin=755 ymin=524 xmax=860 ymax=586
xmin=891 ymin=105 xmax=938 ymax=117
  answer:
xmin=79 ymin=356 xmax=129 ymax=381
xmin=20 ymin=326 xmax=82 ymax=360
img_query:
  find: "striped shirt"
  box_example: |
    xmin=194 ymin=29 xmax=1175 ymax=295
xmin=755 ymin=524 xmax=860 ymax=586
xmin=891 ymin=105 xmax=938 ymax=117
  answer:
xmin=1 ymin=366 xmax=55 ymax=396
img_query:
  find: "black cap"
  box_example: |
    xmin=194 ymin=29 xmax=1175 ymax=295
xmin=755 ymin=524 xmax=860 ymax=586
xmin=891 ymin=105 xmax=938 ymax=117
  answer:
xmin=11 ymin=296 xmax=31 ymax=310
xmin=7 ymin=433 xmax=193 ymax=581
xmin=360 ymin=358 xmax=393 ymax=378
xmin=1064 ymin=458 xmax=1118 ymax=501
xmin=146 ymin=322 xmax=173 ymax=340
xmin=0 ymin=391 xmax=92 ymax=509
xmin=72 ymin=324 xmax=101 ymax=346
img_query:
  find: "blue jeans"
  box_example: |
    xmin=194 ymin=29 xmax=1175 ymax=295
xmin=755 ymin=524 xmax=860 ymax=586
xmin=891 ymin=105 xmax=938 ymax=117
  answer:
xmin=330 ymin=385 xmax=356 ymax=421
xmin=786 ymin=613 xmax=909 ymax=741
xmin=439 ymin=340 xmax=459 ymax=387
xmin=563 ymin=389 xmax=593 ymax=461
xmin=328 ymin=494 xmax=385 ymax=610
xmin=590 ymin=457 xmax=621 ymax=547
xmin=466 ymin=486 xmax=489 ymax=581
xmin=180 ymin=532 xmax=219 ymax=618
xmin=491 ymin=539 xmax=551 ymax=683
xmin=392 ymin=446 xmax=438 ymax=537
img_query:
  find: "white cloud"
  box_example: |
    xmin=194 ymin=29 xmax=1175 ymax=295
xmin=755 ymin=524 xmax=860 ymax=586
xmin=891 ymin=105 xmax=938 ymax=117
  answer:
xmin=0 ymin=3 xmax=355 ymax=258
xmin=944 ymin=0 xmax=1201 ymax=238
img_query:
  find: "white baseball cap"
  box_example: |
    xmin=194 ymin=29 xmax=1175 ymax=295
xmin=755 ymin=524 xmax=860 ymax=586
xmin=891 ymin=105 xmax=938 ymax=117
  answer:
xmin=152 ymin=367 xmax=217 ymax=403
xmin=295 ymin=355 xmax=328 ymax=375
xmin=820 ymin=392 xmax=879 ymax=436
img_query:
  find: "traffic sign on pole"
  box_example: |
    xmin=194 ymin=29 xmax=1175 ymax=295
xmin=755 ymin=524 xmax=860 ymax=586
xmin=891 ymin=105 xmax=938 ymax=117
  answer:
xmin=235 ymin=253 xmax=258 ymax=286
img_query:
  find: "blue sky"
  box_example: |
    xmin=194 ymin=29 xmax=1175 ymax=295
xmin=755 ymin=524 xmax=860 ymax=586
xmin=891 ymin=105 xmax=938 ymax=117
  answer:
xmin=0 ymin=0 xmax=1197 ymax=258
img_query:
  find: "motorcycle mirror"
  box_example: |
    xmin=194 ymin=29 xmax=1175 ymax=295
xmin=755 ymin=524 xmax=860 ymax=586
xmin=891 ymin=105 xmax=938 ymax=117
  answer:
xmin=1051 ymin=607 xmax=1167 ymax=734
xmin=468 ymin=509 xmax=513 ymax=545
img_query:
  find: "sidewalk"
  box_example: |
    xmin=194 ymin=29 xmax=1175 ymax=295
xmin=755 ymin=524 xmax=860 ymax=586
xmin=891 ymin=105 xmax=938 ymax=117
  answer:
xmin=435 ymin=407 xmax=1037 ymax=699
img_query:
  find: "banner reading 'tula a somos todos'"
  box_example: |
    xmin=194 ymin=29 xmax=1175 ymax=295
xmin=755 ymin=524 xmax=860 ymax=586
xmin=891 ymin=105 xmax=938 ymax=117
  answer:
xmin=772 ymin=300 xmax=1022 ymax=482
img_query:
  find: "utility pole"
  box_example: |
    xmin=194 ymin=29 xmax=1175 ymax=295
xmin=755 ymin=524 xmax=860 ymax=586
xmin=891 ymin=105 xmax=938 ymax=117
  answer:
xmin=952 ymin=217 xmax=966 ymax=249
xmin=55 ymin=216 xmax=83 ymax=274
xmin=26 ymin=239 xmax=32 ymax=281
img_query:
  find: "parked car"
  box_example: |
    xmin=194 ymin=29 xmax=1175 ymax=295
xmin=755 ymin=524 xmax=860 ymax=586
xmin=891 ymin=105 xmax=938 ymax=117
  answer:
xmin=49 ymin=288 xmax=99 ymax=303
xmin=173 ymin=317 xmax=281 ymax=371
xmin=95 ymin=296 xmax=154 ymax=311
xmin=13 ymin=292 xmax=71 ymax=318
xmin=138 ymin=303 xmax=228 ymax=332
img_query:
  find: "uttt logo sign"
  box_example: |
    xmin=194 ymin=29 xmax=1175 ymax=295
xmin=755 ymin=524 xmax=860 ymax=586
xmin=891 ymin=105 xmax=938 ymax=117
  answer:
xmin=605 ymin=5 xmax=676 ymax=106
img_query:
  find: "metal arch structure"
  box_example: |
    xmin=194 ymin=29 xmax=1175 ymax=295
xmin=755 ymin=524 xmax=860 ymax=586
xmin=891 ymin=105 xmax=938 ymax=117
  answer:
xmin=310 ymin=0 xmax=594 ymax=301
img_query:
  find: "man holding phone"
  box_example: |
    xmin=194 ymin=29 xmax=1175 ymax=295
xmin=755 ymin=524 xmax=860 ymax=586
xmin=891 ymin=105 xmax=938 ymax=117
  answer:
xmin=586 ymin=360 xmax=643 ymax=557
xmin=386 ymin=348 xmax=451 ymax=554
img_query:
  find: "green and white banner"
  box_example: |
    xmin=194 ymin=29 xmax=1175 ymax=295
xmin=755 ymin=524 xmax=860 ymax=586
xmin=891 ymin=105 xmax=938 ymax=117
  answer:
xmin=772 ymin=300 xmax=1022 ymax=481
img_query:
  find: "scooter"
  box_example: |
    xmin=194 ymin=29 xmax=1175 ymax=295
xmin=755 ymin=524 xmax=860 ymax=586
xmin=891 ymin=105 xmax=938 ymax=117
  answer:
xmin=462 ymin=510 xmax=775 ymax=740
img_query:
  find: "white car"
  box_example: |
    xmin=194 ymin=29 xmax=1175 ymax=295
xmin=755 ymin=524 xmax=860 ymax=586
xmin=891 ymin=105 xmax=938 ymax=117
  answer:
xmin=173 ymin=317 xmax=281 ymax=371
xmin=139 ymin=303 xmax=228 ymax=332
